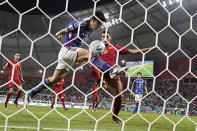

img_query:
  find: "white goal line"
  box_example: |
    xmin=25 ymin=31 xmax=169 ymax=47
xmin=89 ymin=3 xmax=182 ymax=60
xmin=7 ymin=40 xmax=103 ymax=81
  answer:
xmin=0 ymin=125 xmax=98 ymax=131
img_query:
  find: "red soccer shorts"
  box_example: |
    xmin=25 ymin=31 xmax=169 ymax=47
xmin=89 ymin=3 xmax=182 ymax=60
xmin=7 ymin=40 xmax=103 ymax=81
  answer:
xmin=55 ymin=87 xmax=64 ymax=99
xmin=7 ymin=79 xmax=22 ymax=88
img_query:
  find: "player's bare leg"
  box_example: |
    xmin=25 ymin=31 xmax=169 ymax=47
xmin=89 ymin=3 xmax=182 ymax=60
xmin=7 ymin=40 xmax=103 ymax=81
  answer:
xmin=4 ymin=88 xmax=14 ymax=109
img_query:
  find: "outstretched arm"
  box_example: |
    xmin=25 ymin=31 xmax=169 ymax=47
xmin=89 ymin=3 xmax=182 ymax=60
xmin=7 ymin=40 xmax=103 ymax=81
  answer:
xmin=2 ymin=63 xmax=8 ymax=70
xmin=56 ymin=28 xmax=69 ymax=41
xmin=128 ymin=46 xmax=157 ymax=54
xmin=144 ymin=86 xmax=148 ymax=95
xmin=130 ymin=84 xmax=134 ymax=95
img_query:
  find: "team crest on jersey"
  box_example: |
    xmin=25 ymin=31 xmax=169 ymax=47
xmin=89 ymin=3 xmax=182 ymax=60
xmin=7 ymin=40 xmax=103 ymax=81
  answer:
xmin=104 ymin=49 xmax=108 ymax=54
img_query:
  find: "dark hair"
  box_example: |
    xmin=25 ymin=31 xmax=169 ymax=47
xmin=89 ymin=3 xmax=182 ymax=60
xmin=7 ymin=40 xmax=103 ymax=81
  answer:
xmin=92 ymin=11 xmax=107 ymax=23
xmin=137 ymin=72 xmax=142 ymax=75
xmin=102 ymin=31 xmax=111 ymax=34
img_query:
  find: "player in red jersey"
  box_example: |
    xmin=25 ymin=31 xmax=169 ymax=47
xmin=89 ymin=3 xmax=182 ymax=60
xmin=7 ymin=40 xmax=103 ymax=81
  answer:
xmin=3 ymin=53 xmax=25 ymax=109
xmin=92 ymin=85 xmax=99 ymax=112
xmin=90 ymin=31 xmax=156 ymax=124
xmin=51 ymin=78 xmax=68 ymax=110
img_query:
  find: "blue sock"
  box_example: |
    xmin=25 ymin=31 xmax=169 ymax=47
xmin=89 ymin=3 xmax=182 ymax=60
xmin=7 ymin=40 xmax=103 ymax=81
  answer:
xmin=134 ymin=102 xmax=139 ymax=113
xmin=30 ymin=78 xmax=52 ymax=98
xmin=90 ymin=57 xmax=113 ymax=73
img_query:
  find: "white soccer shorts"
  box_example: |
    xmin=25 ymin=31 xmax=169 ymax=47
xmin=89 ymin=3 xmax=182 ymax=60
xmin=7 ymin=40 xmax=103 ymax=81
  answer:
xmin=135 ymin=94 xmax=143 ymax=102
xmin=56 ymin=47 xmax=81 ymax=71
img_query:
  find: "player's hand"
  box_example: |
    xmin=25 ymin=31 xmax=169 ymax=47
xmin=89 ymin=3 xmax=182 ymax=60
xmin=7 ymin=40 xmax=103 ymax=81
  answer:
xmin=21 ymin=79 xmax=25 ymax=83
xmin=56 ymin=33 xmax=62 ymax=41
xmin=150 ymin=46 xmax=159 ymax=51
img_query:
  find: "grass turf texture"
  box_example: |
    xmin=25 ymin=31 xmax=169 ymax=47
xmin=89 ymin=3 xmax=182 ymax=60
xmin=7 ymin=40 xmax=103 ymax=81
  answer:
xmin=126 ymin=64 xmax=153 ymax=78
xmin=0 ymin=104 xmax=196 ymax=131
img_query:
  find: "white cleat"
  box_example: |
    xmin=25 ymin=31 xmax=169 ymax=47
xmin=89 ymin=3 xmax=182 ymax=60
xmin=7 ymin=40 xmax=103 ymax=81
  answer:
xmin=110 ymin=67 xmax=128 ymax=79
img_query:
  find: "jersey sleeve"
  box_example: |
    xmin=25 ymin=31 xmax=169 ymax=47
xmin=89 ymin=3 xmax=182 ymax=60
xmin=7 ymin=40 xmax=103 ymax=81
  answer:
xmin=143 ymin=80 xmax=146 ymax=86
xmin=114 ymin=45 xmax=129 ymax=55
xmin=66 ymin=20 xmax=79 ymax=32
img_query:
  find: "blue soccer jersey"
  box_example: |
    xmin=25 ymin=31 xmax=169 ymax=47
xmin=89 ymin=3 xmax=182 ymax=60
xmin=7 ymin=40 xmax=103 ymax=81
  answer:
xmin=64 ymin=18 xmax=94 ymax=48
xmin=133 ymin=79 xmax=146 ymax=95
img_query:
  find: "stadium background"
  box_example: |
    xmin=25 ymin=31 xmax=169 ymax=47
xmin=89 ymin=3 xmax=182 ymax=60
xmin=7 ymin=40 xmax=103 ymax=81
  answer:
xmin=0 ymin=0 xmax=197 ymax=130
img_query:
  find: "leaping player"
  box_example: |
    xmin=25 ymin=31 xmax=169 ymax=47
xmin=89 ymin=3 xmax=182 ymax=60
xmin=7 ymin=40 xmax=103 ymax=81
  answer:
xmin=3 ymin=53 xmax=25 ymax=109
xmin=27 ymin=11 xmax=124 ymax=106
xmin=51 ymin=78 xmax=68 ymax=110
xmin=90 ymin=31 xmax=155 ymax=124
xmin=131 ymin=72 xmax=148 ymax=114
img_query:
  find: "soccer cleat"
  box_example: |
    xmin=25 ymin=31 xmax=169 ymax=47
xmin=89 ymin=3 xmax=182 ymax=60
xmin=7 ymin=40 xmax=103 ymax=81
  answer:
xmin=4 ymin=103 xmax=7 ymax=109
xmin=14 ymin=101 xmax=19 ymax=108
xmin=92 ymin=108 xmax=96 ymax=112
xmin=110 ymin=67 xmax=128 ymax=79
xmin=64 ymin=107 xmax=69 ymax=110
xmin=51 ymin=105 xmax=54 ymax=109
xmin=112 ymin=116 xmax=123 ymax=124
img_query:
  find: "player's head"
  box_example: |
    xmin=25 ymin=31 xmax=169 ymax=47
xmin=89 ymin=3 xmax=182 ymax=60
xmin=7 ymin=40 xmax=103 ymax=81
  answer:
xmin=90 ymin=11 xmax=107 ymax=30
xmin=14 ymin=53 xmax=20 ymax=61
xmin=101 ymin=31 xmax=111 ymax=44
xmin=137 ymin=72 xmax=142 ymax=79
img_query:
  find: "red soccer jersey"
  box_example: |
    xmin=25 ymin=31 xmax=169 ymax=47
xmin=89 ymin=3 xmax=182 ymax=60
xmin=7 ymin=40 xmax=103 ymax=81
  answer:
xmin=7 ymin=60 xmax=22 ymax=80
xmin=98 ymin=45 xmax=129 ymax=67
xmin=54 ymin=79 xmax=65 ymax=93
xmin=92 ymin=86 xmax=99 ymax=97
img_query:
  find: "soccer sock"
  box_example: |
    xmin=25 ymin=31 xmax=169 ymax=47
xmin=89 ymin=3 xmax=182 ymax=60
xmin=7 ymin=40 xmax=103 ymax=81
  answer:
xmin=14 ymin=91 xmax=21 ymax=102
xmin=134 ymin=102 xmax=139 ymax=113
xmin=61 ymin=98 xmax=66 ymax=110
xmin=95 ymin=102 xmax=99 ymax=109
xmin=91 ymin=57 xmax=114 ymax=74
xmin=5 ymin=92 xmax=12 ymax=104
xmin=92 ymin=102 xmax=95 ymax=109
xmin=51 ymin=99 xmax=55 ymax=107
xmin=30 ymin=78 xmax=52 ymax=98
xmin=113 ymin=95 xmax=122 ymax=116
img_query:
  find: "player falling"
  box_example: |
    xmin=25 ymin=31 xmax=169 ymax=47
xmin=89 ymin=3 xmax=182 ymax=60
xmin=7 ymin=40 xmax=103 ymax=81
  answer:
xmin=3 ymin=53 xmax=25 ymax=109
xmin=27 ymin=11 xmax=123 ymax=106
xmin=92 ymin=85 xmax=99 ymax=112
xmin=131 ymin=72 xmax=148 ymax=114
xmin=90 ymin=31 xmax=155 ymax=124
xmin=51 ymin=78 xmax=68 ymax=110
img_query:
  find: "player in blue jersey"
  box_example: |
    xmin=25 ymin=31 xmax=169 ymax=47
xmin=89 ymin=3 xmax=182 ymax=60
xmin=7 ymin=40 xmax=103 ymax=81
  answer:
xmin=26 ymin=11 xmax=124 ymax=107
xmin=131 ymin=72 xmax=148 ymax=114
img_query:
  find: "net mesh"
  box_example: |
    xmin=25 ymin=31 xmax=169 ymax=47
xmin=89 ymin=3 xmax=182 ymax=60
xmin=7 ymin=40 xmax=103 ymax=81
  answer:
xmin=0 ymin=0 xmax=196 ymax=131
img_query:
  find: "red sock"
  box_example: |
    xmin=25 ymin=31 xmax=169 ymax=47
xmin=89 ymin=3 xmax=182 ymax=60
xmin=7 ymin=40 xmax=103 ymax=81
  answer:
xmin=92 ymin=103 xmax=95 ymax=109
xmin=95 ymin=103 xmax=99 ymax=109
xmin=51 ymin=99 xmax=55 ymax=107
xmin=61 ymin=98 xmax=66 ymax=110
xmin=14 ymin=91 xmax=21 ymax=103
xmin=113 ymin=95 xmax=122 ymax=116
xmin=5 ymin=92 xmax=12 ymax=104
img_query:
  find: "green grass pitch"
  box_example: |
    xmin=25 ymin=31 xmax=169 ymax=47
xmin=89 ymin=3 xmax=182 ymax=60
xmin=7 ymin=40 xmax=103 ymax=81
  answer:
xmin=126 ymin=64 xmax=153 ymax=77
xmin=0 ymin=104 xmax=196 ymax=131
